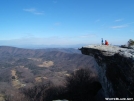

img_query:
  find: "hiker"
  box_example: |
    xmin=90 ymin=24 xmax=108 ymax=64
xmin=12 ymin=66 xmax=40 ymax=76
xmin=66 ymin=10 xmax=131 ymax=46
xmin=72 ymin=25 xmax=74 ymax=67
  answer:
xmin=101 ymin=38 xmax=104 ymax=45
xmin=105 ymin=40 xmax=109 ymax=45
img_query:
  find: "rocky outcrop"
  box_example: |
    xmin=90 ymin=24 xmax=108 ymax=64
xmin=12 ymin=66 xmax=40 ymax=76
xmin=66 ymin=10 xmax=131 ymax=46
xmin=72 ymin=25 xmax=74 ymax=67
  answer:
xmin=79 ymin=45 xmax=134 ymax=98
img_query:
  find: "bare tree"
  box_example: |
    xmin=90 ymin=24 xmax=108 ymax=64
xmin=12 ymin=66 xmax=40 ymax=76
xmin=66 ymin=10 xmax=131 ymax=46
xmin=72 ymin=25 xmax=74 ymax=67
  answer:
xmin=65 ymin=68 xmax=102 ymax=101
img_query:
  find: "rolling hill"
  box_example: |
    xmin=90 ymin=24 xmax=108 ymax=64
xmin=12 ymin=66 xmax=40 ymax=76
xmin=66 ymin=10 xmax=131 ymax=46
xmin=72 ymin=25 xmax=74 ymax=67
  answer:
xmin=0 ymin=46 xmax=98 ymax=100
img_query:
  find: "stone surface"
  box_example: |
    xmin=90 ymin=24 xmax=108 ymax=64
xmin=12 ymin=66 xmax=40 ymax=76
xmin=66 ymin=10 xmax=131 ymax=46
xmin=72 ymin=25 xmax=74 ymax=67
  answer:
xmin=130 ymin=45 xmax=134 ymax=49
xmin=79 ymin=45 xmax=134 ymax=98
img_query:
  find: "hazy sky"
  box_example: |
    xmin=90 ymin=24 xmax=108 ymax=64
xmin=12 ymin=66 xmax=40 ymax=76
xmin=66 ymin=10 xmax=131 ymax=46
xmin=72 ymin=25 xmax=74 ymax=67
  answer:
xmin=0 ymin=0 xmax=134 ymax=47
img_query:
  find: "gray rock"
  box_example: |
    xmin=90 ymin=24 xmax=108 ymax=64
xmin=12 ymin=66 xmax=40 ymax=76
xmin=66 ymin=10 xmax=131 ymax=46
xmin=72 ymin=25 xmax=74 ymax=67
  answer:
xmin=81 ymin=45 xmax=134 ymax=59
xmin=129 ymin=45 xmax=134 ymax=49
xmin=79 ymin=45 xmax=134 ymax=98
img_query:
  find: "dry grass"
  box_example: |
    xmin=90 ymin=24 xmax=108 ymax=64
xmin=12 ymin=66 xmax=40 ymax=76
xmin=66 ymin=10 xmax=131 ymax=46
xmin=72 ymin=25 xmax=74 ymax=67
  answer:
xmin=35 ymin=76 xmax=48 ymax=82
xmin=11 ymin=70 xmax=26 ymax=88
xmin=35 ymin=77 xmax=42 ymax=82
xmin=64 ymin=74 xmax=70 ymax=77
xmin=11 ymin=70 xmax=17 ymax=79
xmin=43 ymin=77 xmax=48 ymax=79
xmin=38 ymin=61 xmax=54 ymax=67
xmin=0 ymin=94 xmax=4 ymax=101
xmin=28 ymin=58 xmax=42 ymax=62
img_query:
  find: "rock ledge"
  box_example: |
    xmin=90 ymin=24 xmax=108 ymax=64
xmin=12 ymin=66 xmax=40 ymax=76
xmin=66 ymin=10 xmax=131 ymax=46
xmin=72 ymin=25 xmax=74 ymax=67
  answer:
xmin=79 ymin=45 xmax=134 ymax=97
xmin=81 ymin=45 xmax=134 ymax=59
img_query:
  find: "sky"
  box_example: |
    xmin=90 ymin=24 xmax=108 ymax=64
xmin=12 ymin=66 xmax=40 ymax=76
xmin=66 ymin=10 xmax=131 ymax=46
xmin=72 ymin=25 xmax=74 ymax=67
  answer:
xmin=0 ymin=0 xmax=134 ymax=48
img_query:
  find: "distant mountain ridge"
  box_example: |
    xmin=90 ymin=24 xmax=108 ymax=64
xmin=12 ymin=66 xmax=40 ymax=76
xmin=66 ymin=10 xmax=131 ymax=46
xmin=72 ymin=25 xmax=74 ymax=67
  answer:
xmin=0 ymin=46 xmax=80 ymax=57
xmin=0 ymin=46 xmax=96 ymax=70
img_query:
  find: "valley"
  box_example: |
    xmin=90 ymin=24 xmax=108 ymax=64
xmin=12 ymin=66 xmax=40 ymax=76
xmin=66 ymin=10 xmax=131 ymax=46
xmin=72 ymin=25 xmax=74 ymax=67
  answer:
xmin=0 ymin=46 xmax=98 ymax=100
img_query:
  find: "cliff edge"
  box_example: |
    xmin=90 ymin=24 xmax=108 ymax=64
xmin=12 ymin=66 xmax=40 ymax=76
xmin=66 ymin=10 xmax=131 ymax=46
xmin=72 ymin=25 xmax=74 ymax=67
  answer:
xmin=79 ymin=45 xmax=134 ymax=98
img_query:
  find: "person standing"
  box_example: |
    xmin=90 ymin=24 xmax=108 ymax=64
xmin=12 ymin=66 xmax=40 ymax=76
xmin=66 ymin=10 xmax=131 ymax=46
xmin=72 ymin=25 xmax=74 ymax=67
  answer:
xmin=101 ymin=38 xmax=104 ymax=45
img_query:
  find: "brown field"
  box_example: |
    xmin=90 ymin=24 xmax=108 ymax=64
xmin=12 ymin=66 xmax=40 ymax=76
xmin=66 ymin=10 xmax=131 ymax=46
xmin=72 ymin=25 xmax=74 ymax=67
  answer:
xmin=38 ymin=61 xmax=54 ymax=67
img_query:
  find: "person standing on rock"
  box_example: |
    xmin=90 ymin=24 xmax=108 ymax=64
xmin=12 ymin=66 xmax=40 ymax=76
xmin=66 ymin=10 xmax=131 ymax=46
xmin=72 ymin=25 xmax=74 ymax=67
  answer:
xmin=101 ymin=38 xmax=104 ymax=45
xmin=105 ymin=40 xmax=109 ymax=45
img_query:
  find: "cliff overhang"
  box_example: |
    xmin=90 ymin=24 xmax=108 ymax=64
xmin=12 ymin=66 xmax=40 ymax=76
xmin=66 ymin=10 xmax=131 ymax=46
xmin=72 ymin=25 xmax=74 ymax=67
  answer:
xmin=79 ymin=45 xmax=134 ymax=97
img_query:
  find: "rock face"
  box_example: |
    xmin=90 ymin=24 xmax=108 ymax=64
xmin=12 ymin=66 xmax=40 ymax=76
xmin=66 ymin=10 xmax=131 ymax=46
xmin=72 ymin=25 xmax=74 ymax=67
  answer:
xmin=79 ymin=45 xmax=134 ymax=98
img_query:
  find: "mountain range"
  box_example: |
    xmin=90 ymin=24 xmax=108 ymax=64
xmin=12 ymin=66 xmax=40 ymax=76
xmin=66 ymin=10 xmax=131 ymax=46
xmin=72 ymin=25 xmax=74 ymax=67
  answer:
xmin=0 ymin=46 xmax=98 ymax=100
